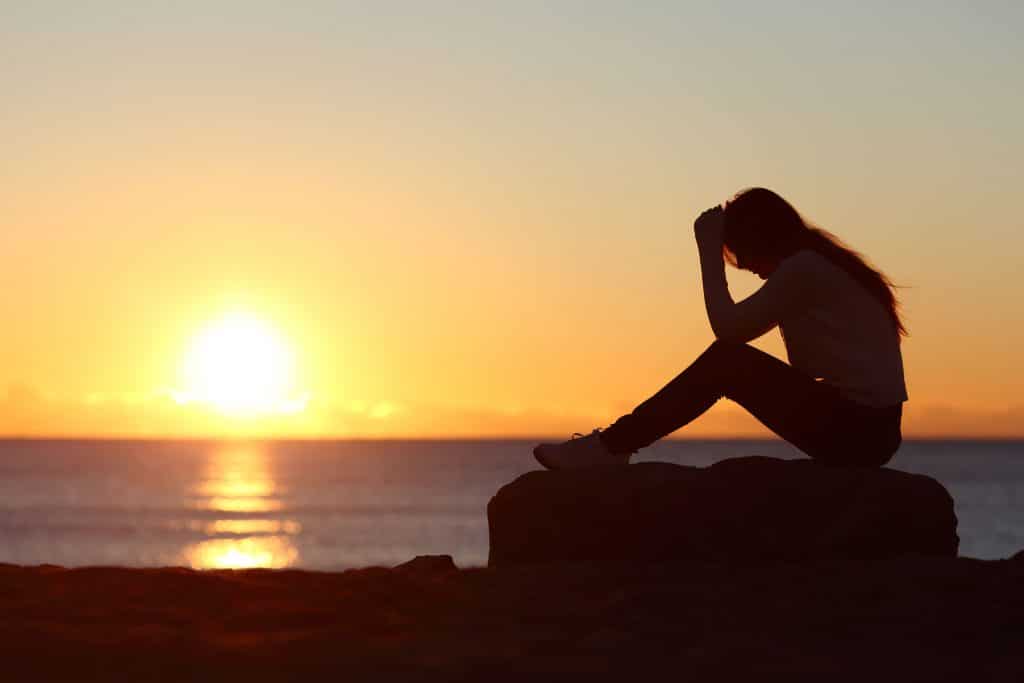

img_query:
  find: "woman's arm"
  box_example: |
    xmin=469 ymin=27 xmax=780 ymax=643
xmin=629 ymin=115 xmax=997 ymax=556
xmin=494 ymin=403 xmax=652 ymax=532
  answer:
xmin=694 ymin=207 xmax=816 ymax=343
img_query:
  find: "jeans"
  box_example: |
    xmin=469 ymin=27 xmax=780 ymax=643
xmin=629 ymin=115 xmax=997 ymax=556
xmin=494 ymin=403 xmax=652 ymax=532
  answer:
xmin=599 ymin=340 xmax=903 ymax=467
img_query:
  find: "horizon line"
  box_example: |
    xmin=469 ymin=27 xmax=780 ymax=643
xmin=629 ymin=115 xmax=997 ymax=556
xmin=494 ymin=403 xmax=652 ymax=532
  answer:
xmin=0 ymin=434 xmax=1022 ymax=443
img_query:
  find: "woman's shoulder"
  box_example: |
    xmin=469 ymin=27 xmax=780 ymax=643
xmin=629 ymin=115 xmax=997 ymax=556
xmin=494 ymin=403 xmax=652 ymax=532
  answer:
xmin=778 ymin=249 xmax=886 ymax=310
xmin=778 ymin=249 xmax=852 ymax=282
xmin=770 ymin=250 xmax=853 ymax=307
xmin=774 ymin=249 xmax=832 ymax=280
xmin=781 ymin=248 xmax=828 ymax=269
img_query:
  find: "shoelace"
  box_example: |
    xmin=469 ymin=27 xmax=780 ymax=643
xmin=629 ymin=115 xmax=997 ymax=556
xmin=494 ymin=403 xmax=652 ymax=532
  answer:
xmin=571 ymin=428 xmax=603 ymax=439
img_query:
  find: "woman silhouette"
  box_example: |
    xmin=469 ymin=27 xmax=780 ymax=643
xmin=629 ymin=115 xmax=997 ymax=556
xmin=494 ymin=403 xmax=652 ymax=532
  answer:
xmin=534 ymin=187 xmax=907 ymax=469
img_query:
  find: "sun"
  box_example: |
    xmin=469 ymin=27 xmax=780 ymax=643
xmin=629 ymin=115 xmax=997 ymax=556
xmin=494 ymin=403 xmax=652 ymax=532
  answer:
xmin=177 ymin=311 xmax=305 ymax=417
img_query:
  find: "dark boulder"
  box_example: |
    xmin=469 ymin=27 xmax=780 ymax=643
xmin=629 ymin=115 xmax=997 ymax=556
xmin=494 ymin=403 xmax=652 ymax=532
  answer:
xmin=394 ymin=554 xmax=458 ymax=574
xmin=487 ymin=456 xmax=958 ymax=567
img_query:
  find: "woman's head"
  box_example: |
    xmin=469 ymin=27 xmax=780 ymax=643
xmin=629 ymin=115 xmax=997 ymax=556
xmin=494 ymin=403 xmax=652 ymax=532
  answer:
xmin=722 ymin=187 xmax=806 ymax=278
xmin=721 ymin=187 xmax=908 ymax=339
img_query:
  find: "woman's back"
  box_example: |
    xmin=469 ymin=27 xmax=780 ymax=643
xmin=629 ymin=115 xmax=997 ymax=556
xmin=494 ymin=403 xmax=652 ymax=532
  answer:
xmin=777 ymin=249 xmax=908 ymax=408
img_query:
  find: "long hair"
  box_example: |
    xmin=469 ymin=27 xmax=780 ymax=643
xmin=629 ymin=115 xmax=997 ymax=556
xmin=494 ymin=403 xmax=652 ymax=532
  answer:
xmin=722 ymin=187 xmax=908 ymax=339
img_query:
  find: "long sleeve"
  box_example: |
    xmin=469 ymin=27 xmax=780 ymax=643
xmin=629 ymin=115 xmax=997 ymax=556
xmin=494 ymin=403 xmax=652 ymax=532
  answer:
xmin=698 ymin=246 xmax=818 ymax=343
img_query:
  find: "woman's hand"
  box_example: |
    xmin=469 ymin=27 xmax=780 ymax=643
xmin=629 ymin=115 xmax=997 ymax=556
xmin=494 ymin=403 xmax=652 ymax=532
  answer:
xmin=693 ymin=205 xmax=725 ymax=249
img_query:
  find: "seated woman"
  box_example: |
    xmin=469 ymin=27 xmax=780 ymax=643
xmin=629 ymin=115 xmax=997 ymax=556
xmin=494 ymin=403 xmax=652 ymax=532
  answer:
xmin=534 ymin=187 xmax=907 ymax=469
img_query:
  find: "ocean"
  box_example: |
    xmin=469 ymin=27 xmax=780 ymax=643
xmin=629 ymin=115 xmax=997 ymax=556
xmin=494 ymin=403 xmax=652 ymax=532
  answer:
xmin=0 ymin=439 xmax=1020 ymax=569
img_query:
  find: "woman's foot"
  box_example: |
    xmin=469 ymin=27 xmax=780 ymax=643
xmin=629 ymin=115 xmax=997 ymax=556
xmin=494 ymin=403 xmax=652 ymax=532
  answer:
xmin=533 ymin=429 xmax=631 ymax=470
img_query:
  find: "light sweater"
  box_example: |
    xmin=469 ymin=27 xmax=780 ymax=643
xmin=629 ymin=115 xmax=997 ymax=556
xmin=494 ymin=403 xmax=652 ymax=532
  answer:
xmin=698 ymin=245 xmax=908 ymax=408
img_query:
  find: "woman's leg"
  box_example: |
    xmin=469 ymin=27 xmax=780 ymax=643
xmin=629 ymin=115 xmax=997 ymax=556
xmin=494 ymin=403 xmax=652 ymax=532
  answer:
xmin=598 ymin=340 xmax=900 ymax=466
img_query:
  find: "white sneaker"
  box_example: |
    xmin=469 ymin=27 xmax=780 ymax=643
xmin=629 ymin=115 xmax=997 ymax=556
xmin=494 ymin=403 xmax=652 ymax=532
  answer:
xmin=533 ymin=429 xmax=630 ymax=470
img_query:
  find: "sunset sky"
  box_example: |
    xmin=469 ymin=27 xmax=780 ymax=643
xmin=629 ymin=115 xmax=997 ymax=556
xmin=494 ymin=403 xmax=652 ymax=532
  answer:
xmin=3 ymin=2 xmax=1022 ymax=438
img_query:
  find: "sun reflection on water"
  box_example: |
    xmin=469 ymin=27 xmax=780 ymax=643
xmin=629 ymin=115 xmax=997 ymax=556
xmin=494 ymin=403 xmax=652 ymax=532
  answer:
xmin=184 ymin=444 xmax=299 ymax=569
xmin=188 ymin=536 xmax=298 ymax=569
xmin=204 ymin=519 xmax=301 ymax=536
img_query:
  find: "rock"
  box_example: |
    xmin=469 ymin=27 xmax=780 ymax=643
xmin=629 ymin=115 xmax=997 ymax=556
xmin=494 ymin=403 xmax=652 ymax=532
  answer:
xmin=4 ymin=557 xmax=1023 ymax=681
xmin=394 ymin=554 xmax=458 ymax=574
xmin=487 ymin=456 xmax=958 ymax=567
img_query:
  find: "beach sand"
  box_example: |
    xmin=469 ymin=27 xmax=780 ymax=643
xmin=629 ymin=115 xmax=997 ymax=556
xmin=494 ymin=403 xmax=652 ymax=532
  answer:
xmin=2 ymin=556 xmax=1022 ymax=681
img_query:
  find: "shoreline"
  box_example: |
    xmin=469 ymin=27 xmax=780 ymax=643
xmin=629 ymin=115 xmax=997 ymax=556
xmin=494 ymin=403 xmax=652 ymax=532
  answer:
xmin=4 ymin=555 xmax=1022 ymax=681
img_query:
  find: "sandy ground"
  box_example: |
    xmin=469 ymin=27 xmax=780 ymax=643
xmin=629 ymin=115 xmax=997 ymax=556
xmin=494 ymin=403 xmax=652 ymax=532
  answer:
xmin=2 ymin=555 xmax=1022 ymax=682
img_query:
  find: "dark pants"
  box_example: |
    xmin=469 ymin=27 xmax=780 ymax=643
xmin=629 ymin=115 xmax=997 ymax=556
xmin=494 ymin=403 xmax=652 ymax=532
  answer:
xmin=599 ymin=340 xmax=903 ymax=467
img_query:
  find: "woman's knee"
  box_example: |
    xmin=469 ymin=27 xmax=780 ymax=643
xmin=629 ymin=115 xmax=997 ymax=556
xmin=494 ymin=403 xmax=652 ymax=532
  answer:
xmin=700 ymin=339 xmax=777 ymax=393
xmin=703 ymin=339 xmax=757 ymax=366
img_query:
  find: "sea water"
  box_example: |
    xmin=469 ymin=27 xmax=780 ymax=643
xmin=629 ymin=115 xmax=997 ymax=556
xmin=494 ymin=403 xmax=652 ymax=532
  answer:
xmin=0 ymin=439 xmax=1020 ymax=569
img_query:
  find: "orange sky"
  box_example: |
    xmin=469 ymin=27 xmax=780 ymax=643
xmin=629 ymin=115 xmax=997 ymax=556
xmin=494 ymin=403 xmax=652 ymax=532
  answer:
xmin=3 ymin=3 xmax=1023 ymax=438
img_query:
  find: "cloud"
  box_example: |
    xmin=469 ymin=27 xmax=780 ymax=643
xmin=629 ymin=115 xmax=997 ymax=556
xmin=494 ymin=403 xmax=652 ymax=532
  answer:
xmin=324 ymin=397 xmax=777 ymax=439
xmin=1 ymin=383 xmax=1021 ymax=439
xmin=0 ymin=384 xmax=323 ymax=438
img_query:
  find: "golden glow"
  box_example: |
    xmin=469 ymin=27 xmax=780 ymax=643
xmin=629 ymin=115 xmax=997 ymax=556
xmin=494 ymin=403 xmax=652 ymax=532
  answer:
xmin=185 ymin=445 xmax=299 ymax=569
xmin=176 ymin=311 xmax=307 ymax=418
xmin=189 ymin=444 xmax=282 ymax=513
xmin=186 ymin=536 xmax=298 ymax=569
xmin=3 ymin=5 xmax=1024 ymax=439
xmin=204 ymin=519 xmax=302 ymax=535
xmin=197 ymin=496 xmax=284 ymax=513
